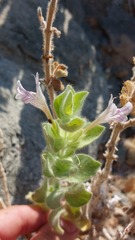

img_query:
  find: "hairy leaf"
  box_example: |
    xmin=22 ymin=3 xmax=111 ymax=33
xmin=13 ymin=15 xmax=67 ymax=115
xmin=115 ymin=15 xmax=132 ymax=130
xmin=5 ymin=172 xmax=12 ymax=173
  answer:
xmin=73 ymin=91 xmax=88 ymax=114
xmin=46 ymin=189 xmax=65 ymax=209
xmin=49 ymin=208 xmax=65 ymax=234
xmin=68 ymin=154 xmax=101 ymax=183
xmin=42 ymin=152 xmax=54 ymax=177
xmin=62 ymin=90 xmax=73 ymax=117
xmin=65 ymin=183 xmax=91 ymax=207
xmin=78 ymin=125 xmax=105 ymax=148
xmin=53 ymin=158 xmax=76 ymax=177
xmin=60 ymin=117 xmax=85 ymax=132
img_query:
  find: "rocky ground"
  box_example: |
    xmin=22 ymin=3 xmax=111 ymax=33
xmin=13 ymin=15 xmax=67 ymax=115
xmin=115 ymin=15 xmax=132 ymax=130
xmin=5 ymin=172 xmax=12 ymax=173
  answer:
xmin=1 ymin=0 xmax=135 ymax=239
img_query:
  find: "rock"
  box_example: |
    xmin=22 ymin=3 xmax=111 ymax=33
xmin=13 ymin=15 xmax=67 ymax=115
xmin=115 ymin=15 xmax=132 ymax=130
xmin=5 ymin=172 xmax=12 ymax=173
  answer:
xmin=72 ymin=1 xmax=135 ymax=82
xmin=101 ymin=5 xmax=135 ymax=80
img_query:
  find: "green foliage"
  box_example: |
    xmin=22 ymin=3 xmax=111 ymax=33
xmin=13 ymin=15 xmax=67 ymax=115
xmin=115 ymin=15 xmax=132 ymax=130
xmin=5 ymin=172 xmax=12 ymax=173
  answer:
xmin=54 ymin=85 xmax=88 ymax=131
xmin=65 ymin=183 xmax=92 ymax=207
xmin=67 ymin=154 xmax=101 ymax=183
xmin=60 ymin=117 xmax=85 ymax=132
xmin=78 ymin=125 xmax=105 ymax=148
xmin=46 ymin=188 xmax=64 ymax=209
xmin=27 ymin=85 xmax=105 ymax=233
xmin=49 ymin=208 xmax=65 ymax=234
xmin=53 ymin=158 xmax=75 ymax=177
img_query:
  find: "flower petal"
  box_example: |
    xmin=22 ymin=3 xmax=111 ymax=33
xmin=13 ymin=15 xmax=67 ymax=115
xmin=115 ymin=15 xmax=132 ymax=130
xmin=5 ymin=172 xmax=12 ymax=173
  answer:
xmin=119 ymin=102 xmax=133 ymax=115
xmin=15 ymin=73 xmax=53 ymax=122
xmin=15 ymin=81 xmax=36 ymax=104
xmin=101 ymin=97 xmax=133 ymax=124
xmin=85 ymin=96 xmax=133 ymax=132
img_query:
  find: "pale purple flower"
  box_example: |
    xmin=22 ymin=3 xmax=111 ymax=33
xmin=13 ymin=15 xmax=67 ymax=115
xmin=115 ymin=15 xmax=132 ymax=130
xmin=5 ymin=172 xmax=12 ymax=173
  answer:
xmin=96 ymin=95 xmax=133 ymax=124
xmin=15 ymin=73 xmax=53 ymax=121
xmin=85 ymin=95 xmax=133 ymax=131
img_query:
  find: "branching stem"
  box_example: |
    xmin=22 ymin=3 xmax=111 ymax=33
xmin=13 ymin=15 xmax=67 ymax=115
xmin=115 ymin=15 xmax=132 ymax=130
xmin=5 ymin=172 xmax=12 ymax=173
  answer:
xmin=87 ymin=118 xmax=135 ymax=219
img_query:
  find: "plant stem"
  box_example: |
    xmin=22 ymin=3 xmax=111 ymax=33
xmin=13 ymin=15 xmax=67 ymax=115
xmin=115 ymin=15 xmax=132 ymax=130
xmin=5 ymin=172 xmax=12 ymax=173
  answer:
xmin=87 ymin=119 xmax=135 ymax=218
xmin=42 ymin=0 xmax=58 ymax=114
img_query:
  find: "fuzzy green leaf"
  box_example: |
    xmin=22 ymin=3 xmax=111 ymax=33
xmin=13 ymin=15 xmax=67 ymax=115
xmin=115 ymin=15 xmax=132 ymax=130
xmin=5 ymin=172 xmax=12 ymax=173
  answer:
xmin=53 ymin=91 xmax=66 ymax=119
xmin=26 ymin=180 xmax=47 ymax=205
xmin=54 ymin=85 xmax=74 ymax=119
xmin=68 ymin=154 xmax=101 ymax=183
xmin=54 ymin=85 xmax=88 ymax=121
xmin=61 ymin=146 xmax=76 ymax=157
xmin=60 ymin=117 xmax=85 ymax=132
xmin=67 ymin=129 xmax=83 ymax=146
xmin=46 ymin=189 xmax=65 ymax=209
xmin=42 ymin=123 xmax=54 ymax=149
xmin=65 ymin=183 xmax=91 ymax=207
xmin=53 ymin=158 xmax=76 ymax=177
xmin=49 ymin=208 xmax=65 ymax=234
xmin=78 ymin=125 xmax=105 ymax=149
xmin=73 ymin=91 xmax=88 ymax=114
xmin=62 ymin=90 xmax=73 ymax=117
xmin=42 ymin=152 xmax=54 ymax=177
xmin=42 ymin=121 xmax=66 ymax=152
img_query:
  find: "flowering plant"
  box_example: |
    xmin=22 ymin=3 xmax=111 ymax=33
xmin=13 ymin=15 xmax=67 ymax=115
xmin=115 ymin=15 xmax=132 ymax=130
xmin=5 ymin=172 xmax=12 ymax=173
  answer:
xmin=14 ymin=0 xmax=135 ymax=239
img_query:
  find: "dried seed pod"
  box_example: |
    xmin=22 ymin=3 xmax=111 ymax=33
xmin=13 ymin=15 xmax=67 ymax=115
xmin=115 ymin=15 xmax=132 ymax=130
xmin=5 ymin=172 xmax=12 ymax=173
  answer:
xmin=52 ymin=61 xmax=68 ymax=78
xmin=120 ymin=80 xmax=135 ymax=116
xmin=52 ymin=78 xmax=65 ymax=91
xmin=55 ymin=67 xmax=68 ymax=78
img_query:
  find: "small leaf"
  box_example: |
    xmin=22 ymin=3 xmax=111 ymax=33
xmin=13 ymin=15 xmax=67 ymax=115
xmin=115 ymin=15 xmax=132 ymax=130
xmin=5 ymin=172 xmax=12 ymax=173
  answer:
xmin=73 ymin=91 xmax=88 ymax=114
xmin=46 ymin=189 xmax=65 ymax=209
xmin=42 ymin=123 xmax=54 ymax=149
xmin=65 ymin=183 xmax=91 ymax=207
xmin=64 ymin=205 xmax=91 ymax=232
xmin=53 ymin=90 xmax=66 ymax=118
xmin=67 ymin=129 xmax=83 ymax=146
xmin=78 ymin=125 xmax=105 ymax=148
xmin=60 ymin=117 xmax=85 ymax=132
xmin=66 ymin=85 xmax=75 ymax=94
xmin=54 ymin=85 xmax=75 ymax=119
xmin=43 ymin=121 xmax=66 ymax=152
xmin=49 ymin=208 xmax=65 ymax=234
xmin=51 ymin=123 xmax=66 ymax=152
xmin=54 ymin=138 xmax=66 ymax=152
xmin=61 ymin=146 xmax=76 ymax=157
xmin=53 ymin=158 xmax=76 ymax=177
xmin=26 ymin=180 xmax=47 ymax=205
xmin=42 ymin=152 xmax=54 ymax=177
xmin=68 ymin=154 xmax=101 ymax=183
xmin=65 ymin=204 xmax=81 ymax=218
xmin=61 ymin=90 xmax=73 ymax=117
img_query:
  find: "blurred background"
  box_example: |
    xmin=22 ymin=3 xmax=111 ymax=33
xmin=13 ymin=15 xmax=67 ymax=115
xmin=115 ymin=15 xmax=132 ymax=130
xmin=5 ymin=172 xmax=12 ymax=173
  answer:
xmin=0 ymin=0 xmax=135 ymax=204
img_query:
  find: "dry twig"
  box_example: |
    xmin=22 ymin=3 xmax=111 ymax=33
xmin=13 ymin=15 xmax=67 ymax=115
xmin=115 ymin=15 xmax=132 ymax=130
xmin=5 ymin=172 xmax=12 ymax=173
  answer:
xmin=118 ymin=220 xmax=135 ymax=240
xmin=37 ymin=0 xmax=60 ymax=115
xmin=87 ymin=119 xmax=135 ymax=219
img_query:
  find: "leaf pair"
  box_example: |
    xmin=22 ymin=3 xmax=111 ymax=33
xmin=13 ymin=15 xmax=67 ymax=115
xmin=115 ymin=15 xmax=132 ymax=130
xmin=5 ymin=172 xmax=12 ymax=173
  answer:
xmin=54 ymin=85 xmax=88 ymax=131
xmin=42 ymin=153 xmax=100 ymax=182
